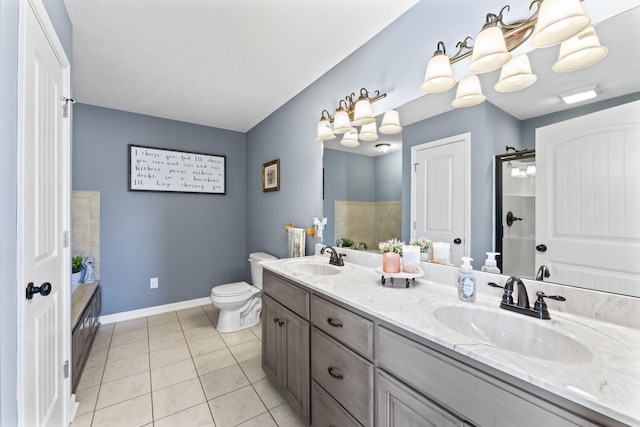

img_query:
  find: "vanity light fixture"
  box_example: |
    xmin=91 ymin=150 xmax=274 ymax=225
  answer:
xmin=316 ymin=88 xmax=402 ymax=144
xmin=420 ymin=0 xmax=604 ymax=108
xmin=559 ymin=84 xmax=600 ymax=104
xmin=375 ymin=143 xmax=391 ymax=153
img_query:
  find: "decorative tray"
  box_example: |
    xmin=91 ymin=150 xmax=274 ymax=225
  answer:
xmin=375 ymin=267 xmax=424 ymax=287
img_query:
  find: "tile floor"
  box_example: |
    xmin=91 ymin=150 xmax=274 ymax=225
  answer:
xmin=71 ymin=305 xmax=306 ymax=427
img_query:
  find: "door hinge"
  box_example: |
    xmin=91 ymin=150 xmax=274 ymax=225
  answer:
xmin=61 ymin=96 xmax=75 ymax=118
xmin=414 ymin=163 xmax=419 ymax=172
xmin=63 ymin=360 xmax=69 ymax=379
xmin=413 ymin=221 xmax=416 ymax=229
xmin=63 ymin=231 xmax=70 ymax=248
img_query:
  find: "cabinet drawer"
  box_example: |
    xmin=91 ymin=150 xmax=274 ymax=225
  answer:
xmin=311 ymin=328 xmax=373 ymax=426
xmin=312 ymin=380 xmax=361 ymax=427
xmin=263 ymin=271 xmax=309 ymax=320
xmin=377 ymin=370 xmax=465 ymax=427
xmin=377 ymin=327 xmax=596 ymax=427
xmin=311 ymin=295 xmax=373 ymax=360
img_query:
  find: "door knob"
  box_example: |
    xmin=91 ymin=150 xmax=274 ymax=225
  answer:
xmin=26 ymin=282 xmax=52 ymax=300
xmin=536 ymin=244 xmax=547 ymax=252
xmin=453 ymin=238 xmax=462 ymax=245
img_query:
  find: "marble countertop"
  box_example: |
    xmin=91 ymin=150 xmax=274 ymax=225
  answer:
xmin=262 ymin=255 xmax=640 ymax=426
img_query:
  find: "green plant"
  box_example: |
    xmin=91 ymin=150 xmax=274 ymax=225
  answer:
xmin=341 ymin=237 xmax=355 ymax=247
xmin=71 ymin=255 xmax=84 ymax=273
xmin=378 ymin=238 xmax=405 ymax=254
xmin=410 ymin=237 xmax=432 ymax=252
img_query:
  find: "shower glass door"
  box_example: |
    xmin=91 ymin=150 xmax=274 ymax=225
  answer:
xmin=495 ymin=149 xmax=536 ymax=277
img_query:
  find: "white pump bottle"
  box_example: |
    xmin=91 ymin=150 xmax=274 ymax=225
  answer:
xmin=481 ymin=252 xmax=501 ymax=274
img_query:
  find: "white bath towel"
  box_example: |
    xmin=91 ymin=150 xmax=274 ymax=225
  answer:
xmin=288 ymin=228 xmax=305 ymax=258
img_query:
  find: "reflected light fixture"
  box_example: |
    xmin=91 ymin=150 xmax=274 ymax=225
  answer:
xmin=553 ymin=26 xmax=608 ymax=73
xmin=420 ymin=0 xmax=605 ymax=108
xmin=379 ymin=110 xmax=402 ymax=135
xmin=359 ymin=121 xmax=379 ymax=142
xmin=340 ymin=129 xmax=360 ymax=148
xmin=375 ymin=143 xmax=391 ymax=153
xmin=452 ymin=76 xmax=486 ymax=108
xmin=559 ymin=84 xmax=600 ymax=104
xmin=315 ymin=88 xmax=400 ymax=146
xmin=495 ymin=54 xmax=537 ymax=92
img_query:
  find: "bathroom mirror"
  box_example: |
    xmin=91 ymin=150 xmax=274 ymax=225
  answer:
xmin=322 ymin=8 xmax=640 ymax=296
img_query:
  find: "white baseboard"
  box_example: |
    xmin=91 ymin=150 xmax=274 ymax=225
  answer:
xmin=100 ymin=297 xmax=211 ymax=324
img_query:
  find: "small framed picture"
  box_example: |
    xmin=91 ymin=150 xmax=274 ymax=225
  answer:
xmin=262 ymin=159 xmax=280 ymax=192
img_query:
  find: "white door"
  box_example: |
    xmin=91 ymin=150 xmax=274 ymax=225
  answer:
xmin=18 ymin=0 xmax=72 ymax=425
xmin=536 ymin=100 xmax=640 ymax=296
xmin=411 ymin=133 xmax=470 ymax=266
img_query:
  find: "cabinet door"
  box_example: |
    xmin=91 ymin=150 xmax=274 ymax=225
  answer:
xmin=282 ymin=306 xmax=310 ymax=424
xmin=262 ymin=295 xmax=282 ymax=387
xmin=377 ymin=371 xmax=466 ymax=427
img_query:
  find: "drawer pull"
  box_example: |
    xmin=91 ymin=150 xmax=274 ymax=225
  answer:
xmin=327 ymin=366 xmax=344 ymax=380
xmin=273 ymin=317 xmax=279 ymax=323
xmin=326 ymin=318 xmax=343 ymax=328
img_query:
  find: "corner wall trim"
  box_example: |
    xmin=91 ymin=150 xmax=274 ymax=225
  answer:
xmin=100 ymin=297 xmax=211 ymax=324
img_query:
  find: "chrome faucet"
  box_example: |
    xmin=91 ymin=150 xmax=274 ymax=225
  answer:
xmin=487 ymin=276 xmax=566 ymax=320
xmin=536 ymin=265 xmax=550 ymax=281
xmin=354 ymin=242 xmax=368 ymax=251
xmin=321 ymin=245 xmax=345 ymax=266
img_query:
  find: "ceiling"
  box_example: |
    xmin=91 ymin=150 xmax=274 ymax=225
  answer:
xmin=63 ymin=0 xmax=418 ymax=132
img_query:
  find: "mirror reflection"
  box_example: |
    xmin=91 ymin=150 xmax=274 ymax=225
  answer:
xmin=322 ymin=8 xmax=640 ymax=297
xmin=323 ymin=134 xmax=402 ymax=251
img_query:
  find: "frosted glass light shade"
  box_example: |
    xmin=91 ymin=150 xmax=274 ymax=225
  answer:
xmin=531 ymin=0 xmax=591 ymax=48
xmin=495 ymin=54 xmax=537 ymax=93
xmin=379 ymin=110 xmax=402 ymax=134
xmin=340 ymin=129 xmax=359 ymax=148
xmin=452 ymin=76 xmax=486 ymax=108
xmin=315 ymin=118 xmax=335 ymax=141
xmin=333 ymin=109 xmax=353 ymax=134
xmin=470 ymin=25 xmax=511 ymax=74
xmin=352 ymin=98 xmax=375 ymax=126
xmin=553 ymin=27 xmax=608 ymax=73
xmin=358 ymin=121 xmax=379 ymax=142
xmin=420 ymin=53 xmax=456 ymax=93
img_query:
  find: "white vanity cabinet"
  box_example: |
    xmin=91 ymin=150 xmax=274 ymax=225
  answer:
xmin=262 ymin=271 xmax=310 ymax=424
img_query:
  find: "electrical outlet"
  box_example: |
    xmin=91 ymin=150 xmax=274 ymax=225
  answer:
xmin=150 ymin=277 xmax=158 ymax=289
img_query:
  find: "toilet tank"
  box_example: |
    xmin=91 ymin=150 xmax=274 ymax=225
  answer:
xmin=249 ymin=252 xmax=277 ymax=289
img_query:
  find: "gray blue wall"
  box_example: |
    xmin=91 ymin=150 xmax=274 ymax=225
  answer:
xmin=0 ymin=0 xmax=71 ymax=423
xmin=375 ymin=150 xmax=403 ymax=202
xmin=72 ymin=104 xmax=247 ymax=315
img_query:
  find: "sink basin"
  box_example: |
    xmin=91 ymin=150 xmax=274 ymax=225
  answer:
xmin=432 ymin=305 xmax=593 ymax=363
xmin=282 ymin=259 xmax=352 ymax=276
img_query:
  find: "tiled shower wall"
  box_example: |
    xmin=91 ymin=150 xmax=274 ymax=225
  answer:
xmin=334 ymin=200 xmax=401 ymax=249
xmin=72 ymin=191 xmax=100 ymax=276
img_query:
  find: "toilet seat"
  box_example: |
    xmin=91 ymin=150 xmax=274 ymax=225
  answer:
xmin=211 ymin=281 xmax=253 ymax=297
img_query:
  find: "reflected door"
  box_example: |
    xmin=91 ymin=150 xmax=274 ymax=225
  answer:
xmin=536 ymin=100 xmax=640 ymax=295
xmin=411 ymin=134 xmax=469 ymax=266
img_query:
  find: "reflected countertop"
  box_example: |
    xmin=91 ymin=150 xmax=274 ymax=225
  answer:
xmin=262 ymin=255 xmax=640 ymax=425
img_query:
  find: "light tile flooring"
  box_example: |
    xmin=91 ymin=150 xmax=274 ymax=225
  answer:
xmin=72 ymin=305 xmax=305 ymax=427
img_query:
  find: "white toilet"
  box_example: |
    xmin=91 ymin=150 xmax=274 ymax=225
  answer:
xmin=210 ymin=252 xmax=277 ymax=333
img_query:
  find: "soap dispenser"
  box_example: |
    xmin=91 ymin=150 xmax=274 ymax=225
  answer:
xmin=458 ymin=257 xmax=476 ymax=302
xmin=481 ymin=252 xmax=501 ymax=274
